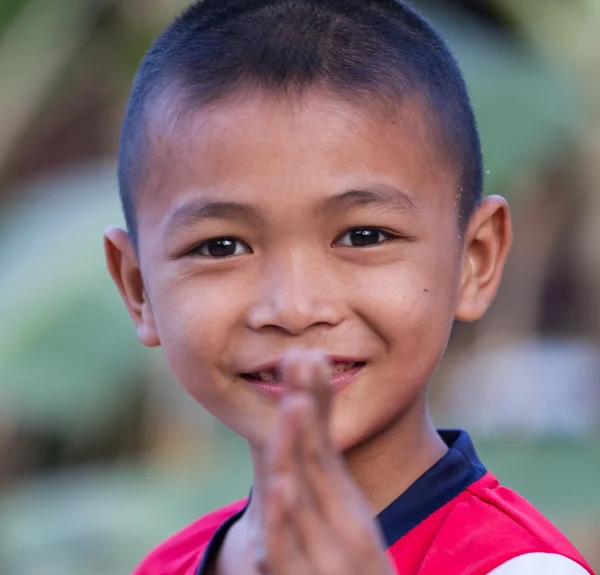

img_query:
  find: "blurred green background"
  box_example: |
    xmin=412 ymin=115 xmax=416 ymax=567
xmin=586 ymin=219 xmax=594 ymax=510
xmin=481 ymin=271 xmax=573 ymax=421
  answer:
xmin=1 ymin=1 xmax=599 ymax=573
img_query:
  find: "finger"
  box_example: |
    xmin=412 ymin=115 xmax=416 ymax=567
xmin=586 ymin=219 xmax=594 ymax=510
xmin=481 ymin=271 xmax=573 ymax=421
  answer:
xmin=267 ymin=390 xmax=297 ymax=475
xmin=280 ymin=347 xmax=333 ymax=435
xmin=259 ymin=474 xmax=301 ymax=574
xmin=293 ymin=406 xmax=389 ymax=574
xmin=283 ymin=391 xmax=325 ymax=510
xmin=295 ymin=389 xmax=339 ymax=501
xmin=279 ymin=347 xmax=313 ymax=392
xmin=260 ymin=399 xmax=311 ymax=574
xmin=282 ymin=374 xmax=389 ymax=573
xmin=288 ymin=398 xmax=375 ymax=574
xmin=275 ymin=354 xmax=333 ymax=515
xmin=307 ymin=349 xmax=333 ymax=429
xmin=279 ymin=349 xmax=344 ymax=513
xmin=292 ymin=384 xmax=362 ymax=526
xmin=285 ymin=395 xmax=339 ymax=550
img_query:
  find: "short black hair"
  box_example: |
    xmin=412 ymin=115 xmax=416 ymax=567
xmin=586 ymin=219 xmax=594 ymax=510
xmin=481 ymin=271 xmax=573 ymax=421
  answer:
xmin=118 ymin=0 xmax=483 ymax=247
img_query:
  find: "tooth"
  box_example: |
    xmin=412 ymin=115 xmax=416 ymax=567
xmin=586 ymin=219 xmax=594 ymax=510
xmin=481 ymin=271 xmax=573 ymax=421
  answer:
xmin=334 ymin=363 xmax=346 ymax=374
xmin=258 ymin=371 xmax=275 ymax=382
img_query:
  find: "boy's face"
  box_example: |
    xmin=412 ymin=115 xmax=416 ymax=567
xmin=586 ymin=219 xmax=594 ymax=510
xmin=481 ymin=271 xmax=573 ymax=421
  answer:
xmin=106 ymin=90 xmax=509 ymax=452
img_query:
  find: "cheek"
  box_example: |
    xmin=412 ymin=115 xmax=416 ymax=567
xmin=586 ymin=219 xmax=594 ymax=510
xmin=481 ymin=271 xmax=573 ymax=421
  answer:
xmin=332 ymin=256 xmax=459 ymax=450
xmin=149 ymin=277 xmax=245 ymax=396
xmin=356 ymin=251 xmax=460 ymax=367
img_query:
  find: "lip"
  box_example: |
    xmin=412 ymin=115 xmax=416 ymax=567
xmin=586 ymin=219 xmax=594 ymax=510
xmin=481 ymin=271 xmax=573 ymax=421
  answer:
xmin=240 ymin=359 xmax=365 ymax=400
xmin=241 ymin=356 xmax=363 ymax=376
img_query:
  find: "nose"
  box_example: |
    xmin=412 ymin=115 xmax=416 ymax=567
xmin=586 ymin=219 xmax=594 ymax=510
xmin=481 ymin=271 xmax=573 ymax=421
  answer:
xmin=246 ymin=253 xmax=345 ymax=335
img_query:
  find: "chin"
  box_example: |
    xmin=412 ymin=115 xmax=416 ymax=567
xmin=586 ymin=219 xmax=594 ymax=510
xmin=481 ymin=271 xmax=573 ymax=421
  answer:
xmin=330 ymin=421 xmax=375 ymax=455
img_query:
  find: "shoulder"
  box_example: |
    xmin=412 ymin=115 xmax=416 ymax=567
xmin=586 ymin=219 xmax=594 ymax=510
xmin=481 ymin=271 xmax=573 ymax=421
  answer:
xmin=465 ymin=474 xmax=584 ymax=556
xmin=458 ymin=474 xmax=593 ymax=573
xmin=132 ymin=499 xmax=248 ymax=575
xmin=395 ymin=473 xmax=594 ymax=575
xmin=488 ymin=553 xmax=592 ymax=575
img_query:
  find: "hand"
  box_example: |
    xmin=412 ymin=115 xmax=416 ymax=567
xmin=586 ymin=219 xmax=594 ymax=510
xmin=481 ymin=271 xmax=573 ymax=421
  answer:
xmin=255 ymin=348 xmax=395 ymax=575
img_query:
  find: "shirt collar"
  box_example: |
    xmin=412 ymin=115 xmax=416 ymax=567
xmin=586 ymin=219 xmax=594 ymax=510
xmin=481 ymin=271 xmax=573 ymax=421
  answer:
xmin=197 ymin=429 xmax=486 ymax=572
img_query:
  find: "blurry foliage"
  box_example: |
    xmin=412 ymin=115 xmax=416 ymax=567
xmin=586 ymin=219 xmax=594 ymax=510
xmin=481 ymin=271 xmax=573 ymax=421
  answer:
xmin=0 ymin=0 xmax=23 ymax=34
xmin=0 ymin=0 xmax=582 ymax=445
xmin=0 ymin=0 xmax=583 ymax=192
xmin=0 ymin=164 xmax=147 ymax=440
xmin=484 ymin=0 xmax=600 ymax=345
xmin=0 ymin=428 xmax=252 ymax=575
xmin=496 ymin=0 xmax=600 ymax=89
xmin=0 ymin=1 xmax=599 ymax=573
xmin=420 ymin=3 xmax=581 ymax=198
xmin=0 ymin=0 xmax=96 ymax=176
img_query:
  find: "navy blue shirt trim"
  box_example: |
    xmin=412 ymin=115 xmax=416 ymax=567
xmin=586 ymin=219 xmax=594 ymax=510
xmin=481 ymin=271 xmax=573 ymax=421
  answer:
xmin=376 ymin=429 xmax=487 ymax=547
xmin=196 ymin=430 xmax=486 ymax=573
xmin=196 ymin=503 xmax=249 ymax=574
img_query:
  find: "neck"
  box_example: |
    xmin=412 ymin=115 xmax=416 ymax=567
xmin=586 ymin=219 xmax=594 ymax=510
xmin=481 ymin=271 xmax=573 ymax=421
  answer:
xmin=245 ymin=401 xmax=447 ymax=524
xmin=213 ymin=405 xmax=449 ymax=574
xmin=343 ymin=404 xmax=448 ymax=513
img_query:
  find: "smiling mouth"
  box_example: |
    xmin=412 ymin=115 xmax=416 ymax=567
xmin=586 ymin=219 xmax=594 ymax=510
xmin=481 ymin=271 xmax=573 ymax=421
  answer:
xmin=240 ymin=361 xmax=366 ymax=384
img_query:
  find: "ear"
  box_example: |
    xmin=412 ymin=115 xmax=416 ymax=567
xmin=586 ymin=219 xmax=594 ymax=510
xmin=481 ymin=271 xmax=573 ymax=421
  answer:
xmin=455 ymin=195 xmax=512 ymax=322
xmin=104 ymin=227 xmax=160 ymax=347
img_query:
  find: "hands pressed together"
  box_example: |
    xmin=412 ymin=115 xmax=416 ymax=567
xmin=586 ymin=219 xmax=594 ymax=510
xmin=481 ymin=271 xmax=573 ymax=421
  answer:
xmin=254 ymin=348 xmax=396 ymax=575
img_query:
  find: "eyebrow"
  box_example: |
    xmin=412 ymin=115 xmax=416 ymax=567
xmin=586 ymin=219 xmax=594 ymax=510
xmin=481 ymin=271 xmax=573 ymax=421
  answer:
xmin=322 ymin=183 xmax=419 ymax=214
xmin=164 ymin=198 xmax=263 ymax=236
xmin=163 ymin=182 xmax=417 ymax=237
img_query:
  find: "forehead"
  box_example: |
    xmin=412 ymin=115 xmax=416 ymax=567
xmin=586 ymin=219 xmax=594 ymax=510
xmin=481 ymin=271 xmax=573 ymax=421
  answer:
xmin=137 ymin=89 xmax=458 ymax=233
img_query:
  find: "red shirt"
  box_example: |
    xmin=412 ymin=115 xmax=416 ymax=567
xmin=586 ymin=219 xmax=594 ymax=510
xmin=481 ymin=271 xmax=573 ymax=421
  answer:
xmin=132 ymin=430 xmax=594 ymax=575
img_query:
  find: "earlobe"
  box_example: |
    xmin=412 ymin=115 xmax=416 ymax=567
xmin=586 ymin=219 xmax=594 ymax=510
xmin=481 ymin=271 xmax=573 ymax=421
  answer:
xmin=455 ymin=195 xmax=512 ymax=322
xmin=104 ymin=227 xmax=161 ymax=347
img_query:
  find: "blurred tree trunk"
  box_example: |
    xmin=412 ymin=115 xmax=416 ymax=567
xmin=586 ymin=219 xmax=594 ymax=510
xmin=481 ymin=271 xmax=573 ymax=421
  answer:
xmin=575 ymin=135 xmax=600 ymax=344
xmin=481 ymin=167 xmax=575 ymax=341
xmin=495 ymin=0 xmax=600 ymax=347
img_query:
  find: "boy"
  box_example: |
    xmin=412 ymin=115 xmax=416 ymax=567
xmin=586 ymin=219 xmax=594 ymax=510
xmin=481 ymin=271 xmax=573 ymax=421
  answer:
xmin=104 ymin=0 xmax=595 ymax=573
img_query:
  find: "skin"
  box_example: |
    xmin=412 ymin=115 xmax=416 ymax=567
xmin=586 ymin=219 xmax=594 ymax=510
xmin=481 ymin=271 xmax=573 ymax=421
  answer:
xmin=105 ymin=89 xmax=511 ymax=573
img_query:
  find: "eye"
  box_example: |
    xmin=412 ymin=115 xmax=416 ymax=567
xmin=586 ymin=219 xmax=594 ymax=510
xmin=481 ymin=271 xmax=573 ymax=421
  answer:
xmin=334 ymin=227 xmax=397 ymax=247
xmin=191 ymin=237 xmax=252 ymax=258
